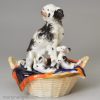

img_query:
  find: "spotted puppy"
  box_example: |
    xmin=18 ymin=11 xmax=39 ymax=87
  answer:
xmin=25 ymin=4 xmax=64 ymax=71
xmin=57 ymin=46 xmax=81 ymax=69
xmin=33 ymin=56 xmax=57 ymax=73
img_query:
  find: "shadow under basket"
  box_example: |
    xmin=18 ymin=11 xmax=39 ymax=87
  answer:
xmin=27 ymin=76 xmax=78 ymax=97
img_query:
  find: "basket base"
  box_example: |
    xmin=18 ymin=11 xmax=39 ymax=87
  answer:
xmin=28 ymin=77 xmax=78 ymax=97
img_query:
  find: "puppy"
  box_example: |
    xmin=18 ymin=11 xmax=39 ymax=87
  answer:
xmin=25 ymin=4 xmax=64 ymax=71
xmin=57 ymin=46 xmax=81 ymax=69
xmin=33 ymin=56 xmax=56 ymax=73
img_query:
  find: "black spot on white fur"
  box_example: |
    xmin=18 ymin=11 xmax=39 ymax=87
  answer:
xmin=52 ymin=47 xmax=54 ymax=50
xmin=48 ymin=13 xmax=50 ymax=17
xmin=27 ymin=39 xmax=35 ymax=52
xmin=62 ymin=56 xmax=72 ymax=64
xmin=54 ymin=63 xmax=57 ymax=68
xmin=68 ymin=48 xmax=71 ymax=52
xmin=50 ymin=63 xmax=57 ymax=69
xmin=44 ymin=58 xmax=51 ymax=69
xmin=37 ymin=65 xmax=39 ymax=67
xmin=38 ymin=23 xmax=54 ymax=42
xmin=46 ymin=58 xmax=51 ymax=66
xmin=62 ymin=56 xmax=67 ymax=62
xmin=54 ymin=9 xmax=64 ymax=21
xmin=39 ymin=57 xmax=42 ymax=60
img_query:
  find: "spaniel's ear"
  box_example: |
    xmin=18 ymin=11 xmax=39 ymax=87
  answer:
xmin=53 ymin=9 xmax=64 ymax=20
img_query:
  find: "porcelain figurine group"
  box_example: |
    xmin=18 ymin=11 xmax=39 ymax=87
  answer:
xmin=13 ymin=4 xmax=83 ymax=73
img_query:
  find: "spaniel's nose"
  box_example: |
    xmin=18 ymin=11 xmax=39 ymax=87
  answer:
xmin=41 ymin=10 xmax=47 ymax=17
xmin=41 ymin=10 xmax=43 ymax=15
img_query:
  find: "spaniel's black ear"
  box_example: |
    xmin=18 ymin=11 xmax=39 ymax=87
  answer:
xmin=53 ymin=9 xmax=64 ymax=20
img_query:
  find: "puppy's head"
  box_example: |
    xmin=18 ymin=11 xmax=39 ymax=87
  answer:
xmin=41 ymin=4 xmax=64 ymax=22
xmin=57 ymin=46 xmax=71 ymax=53
xmin=57 ymin=46 xmax=66 ymax=53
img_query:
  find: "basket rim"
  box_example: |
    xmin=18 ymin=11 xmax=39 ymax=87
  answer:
xmin=9 ymin=56 xmax=89 ymax=79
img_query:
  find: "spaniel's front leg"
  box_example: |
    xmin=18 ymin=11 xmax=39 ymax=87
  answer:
xmin=47 ymin=39 xmax=58 ymax=68
xmin=24 ymin=51 xmax=35 ymax=71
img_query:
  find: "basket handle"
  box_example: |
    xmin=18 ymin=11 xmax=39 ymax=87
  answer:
xmin=8 ymin=56 xmax=18 ymax=69
xmin=79 ymin=56 xmax=89 ymax=68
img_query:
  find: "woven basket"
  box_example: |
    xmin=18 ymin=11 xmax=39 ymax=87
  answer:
xmin=8 ymin=56 xmax=89 ymax=97
xmin=28 ymin=76 xmax=78 ymax=97
xmin=27 ymin=56 xmax=89 ymax=97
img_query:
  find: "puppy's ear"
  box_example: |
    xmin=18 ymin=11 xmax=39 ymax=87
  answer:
xmin=53 ymin=9 xmax=64 ymax=20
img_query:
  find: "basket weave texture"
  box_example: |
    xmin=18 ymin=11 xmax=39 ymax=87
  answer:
xmin=8 ymin=56 xmax=89 ymax=97
xmin=28 ymin=76 xmax=78 ymax=97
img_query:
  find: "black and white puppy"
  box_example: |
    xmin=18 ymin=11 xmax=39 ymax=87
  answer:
xmin=57 ymin=46 xmax=81 ymax=70
xmin=33 ymin=56 xmax=57 ymax=73
xmin=25 ymin=4 xmax=64 ymax=71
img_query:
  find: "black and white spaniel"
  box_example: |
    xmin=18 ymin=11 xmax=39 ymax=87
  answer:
xmin=25 ymin=4 xmax=64 ymax=71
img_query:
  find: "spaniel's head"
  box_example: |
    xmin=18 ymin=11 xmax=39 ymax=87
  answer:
xmin=41 ymin=4 xmax=64 ymax=22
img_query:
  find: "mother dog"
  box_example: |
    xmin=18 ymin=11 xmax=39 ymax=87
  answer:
xmin=25 ymin=4 xmax=64 ymax=71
